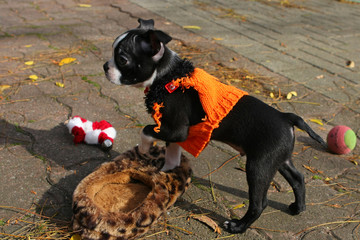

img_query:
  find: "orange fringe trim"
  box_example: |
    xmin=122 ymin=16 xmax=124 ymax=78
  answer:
xmin=152 ymin=102 xmax=164 ymax=133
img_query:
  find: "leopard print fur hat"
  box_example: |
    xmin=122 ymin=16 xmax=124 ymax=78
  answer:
xmin=72 ymin=146 xmax=192 ymax=240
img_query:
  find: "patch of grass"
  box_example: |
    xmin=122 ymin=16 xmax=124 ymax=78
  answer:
xmin=191 ymin=177 xmax=211 ymax=193
xmin=194 ymin=1 xmax=247 ymax=20
xmin=48 ymin=45 xmax=60 ymax=50
xmin=312 ymin=175 xmax=322 ymax=180
xmin=80 ymin=40 xmax=100 ymax=53
xmin=0 ymin=31 xmax=14 ymax=38
xmin=14 ymin=123 xmax=25 ymax=134
xmin=34 ymin=154 xmax=47 ymax=163
xmin=338 ymin=0 xmax=360 ymax=5
xmin=0 ymin=205 xmax=73 ymax=240
xmin=35 ymin=33 xmax=48 ymax=41
xmin=6 ymin=142 xmax=24 ymax=147
xmin=81 ymin=76 xmax=101 ymax=91
xmin=216 ymin=7 xmax=247 ymax=21
xmin=253 ymin=0 xmax=308 ymax=9
xmin=28 ymin=25 xmax=43 ymax=29
xmin=237 ymin=158 xmax=246 ymax=171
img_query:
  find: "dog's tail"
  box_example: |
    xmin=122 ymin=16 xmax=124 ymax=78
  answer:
xmin=286 ymin=113 xmax=327 ymax=148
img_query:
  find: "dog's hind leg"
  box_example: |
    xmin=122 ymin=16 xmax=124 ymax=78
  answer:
xmin=278 ymin=159 xmax=306 ymax=215
xmin=224 ymin=156 xmax=276 ymax=233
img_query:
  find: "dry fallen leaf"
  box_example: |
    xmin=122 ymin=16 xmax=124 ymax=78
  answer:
xmin=191 ymin=215 xmax=221 ymax=234
xmin=70 ymin=234 xmax=82 ymax=240
xmin=316 ymin=75 xmax=324 ymax=79
xmin=232 ymin=203 xmax=246 ymax=209
xmin=59 ymin=57 xmax=76 ymax=66
xmin=25 ymin=61 xmax=34 ymax=66
xmin=303 ymin=164 xmax=323 ymax=174
xmin=350 ymin=160 xmax=358 ymax=165
xmin=29 ymin=75 xmax=38 ymax=81
xmin=309 ymin=119 xmax=323 ymax=126
xmin=286 ymin=91 xmax=297 ymax=100
xmin=302 ymin=146 xmax=311 ymax=151
xmin=183 ymin=25 xmax=201 ymax=30
xmin=303 ymin=165 xmax=316 ymax=173
xmin=55 ymin=82 xmax=65 ymax=88
xmin=0 ymin=85 xmax=11 ymax=93
xmin=78 ymin=4 xmax=92 ymax=7
xmin=325 ymin=204 xmax=341 ymax=208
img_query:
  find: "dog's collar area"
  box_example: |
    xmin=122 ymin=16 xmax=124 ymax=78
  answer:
xmin=144 ymin=59 xmax=194 ymax=114
xmin=144 ymin=81 xmax=179 ymax=96
xmin=165 ymin=82 xmax=179 ymax=93
xmin=144 ymin=87 xmax=150 ymax=95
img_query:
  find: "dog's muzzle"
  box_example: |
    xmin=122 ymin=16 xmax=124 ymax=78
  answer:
xmin=103 ymin=62 xmax=109 ymax=73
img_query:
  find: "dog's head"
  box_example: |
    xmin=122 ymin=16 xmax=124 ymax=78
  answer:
xmin=103 ymin=19 xmax=172 ymax=87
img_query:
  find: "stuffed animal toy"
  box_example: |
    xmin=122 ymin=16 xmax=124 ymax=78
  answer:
xmin=66 ymin=116 xmax=116 ymax=151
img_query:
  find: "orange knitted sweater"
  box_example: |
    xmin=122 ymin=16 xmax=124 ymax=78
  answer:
xmin=152 ymin=68 xmax=248 ymax=157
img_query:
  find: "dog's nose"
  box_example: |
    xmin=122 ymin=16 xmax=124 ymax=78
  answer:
xmin=103 ymin=62 xmax=109 ymax=72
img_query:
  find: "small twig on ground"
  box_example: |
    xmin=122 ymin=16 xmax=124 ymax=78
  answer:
xmin=201 ymin=154 xmax=240 ymax=178
xmin=139 ymin=230 xmax=168 ymax=239
xmin=307 ymin=192 xmax=351 ymax=206
xmin=205 ymin=161 xmax=217 ymax=203
xmin=250 ymin=225 xmax=287 ymax=233
xmin=296 ymin=220 xmax=360 ymax=235
xmin=157 ymin=222 xmax=194 ymax=235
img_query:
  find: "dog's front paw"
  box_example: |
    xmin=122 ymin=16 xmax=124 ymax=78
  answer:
xmin=223 ymin=219 xmax=247 ymax=233
xmin=139 ymin=130 xmax=155 ymax=154
xmin=160 ymin=162 xmax=177 ymax=172
xmin=138 ymin=143 xmax=150 ymax=154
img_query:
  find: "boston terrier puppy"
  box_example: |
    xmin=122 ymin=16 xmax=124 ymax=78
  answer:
xmin=103 ymin=19 xmax=327 ymax=234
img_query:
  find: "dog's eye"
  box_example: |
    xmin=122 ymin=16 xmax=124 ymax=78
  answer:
xmin=117 ymin=56 xmax=128 ymax=66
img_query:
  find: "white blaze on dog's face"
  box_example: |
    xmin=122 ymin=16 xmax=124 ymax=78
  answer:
xmin=103 ymin=19 xmax=172 ymax=88
xmin=105 ymin=32 xmax=129 ymax=85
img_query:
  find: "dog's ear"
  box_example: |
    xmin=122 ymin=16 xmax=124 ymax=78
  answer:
xmin=140 ymin=30 xmax=172 ymax=62
xmin=137 ymin=19 xmax=155 ymax=30
xmin=150 ymin=30 xmax=172 ymax=45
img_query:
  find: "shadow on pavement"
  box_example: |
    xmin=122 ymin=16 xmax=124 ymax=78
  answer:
xmin=0 ymin=119 xmax=116 ymax=221
xmin=1 ymin=118 xmax=298 ymax=228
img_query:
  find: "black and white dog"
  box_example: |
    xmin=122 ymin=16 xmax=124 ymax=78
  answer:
xmin=103 ymin=19 xmax=326 ymax=233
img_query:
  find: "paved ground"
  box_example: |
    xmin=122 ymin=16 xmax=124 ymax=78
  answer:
xmin=132 ymin=0 xmax=360 ymax=112
xmin=0 ymin=0 xmax=359 ymax=239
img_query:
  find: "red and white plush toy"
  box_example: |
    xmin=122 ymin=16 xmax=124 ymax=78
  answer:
xmin=66 ymin=116 xmax=116 ymax=151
